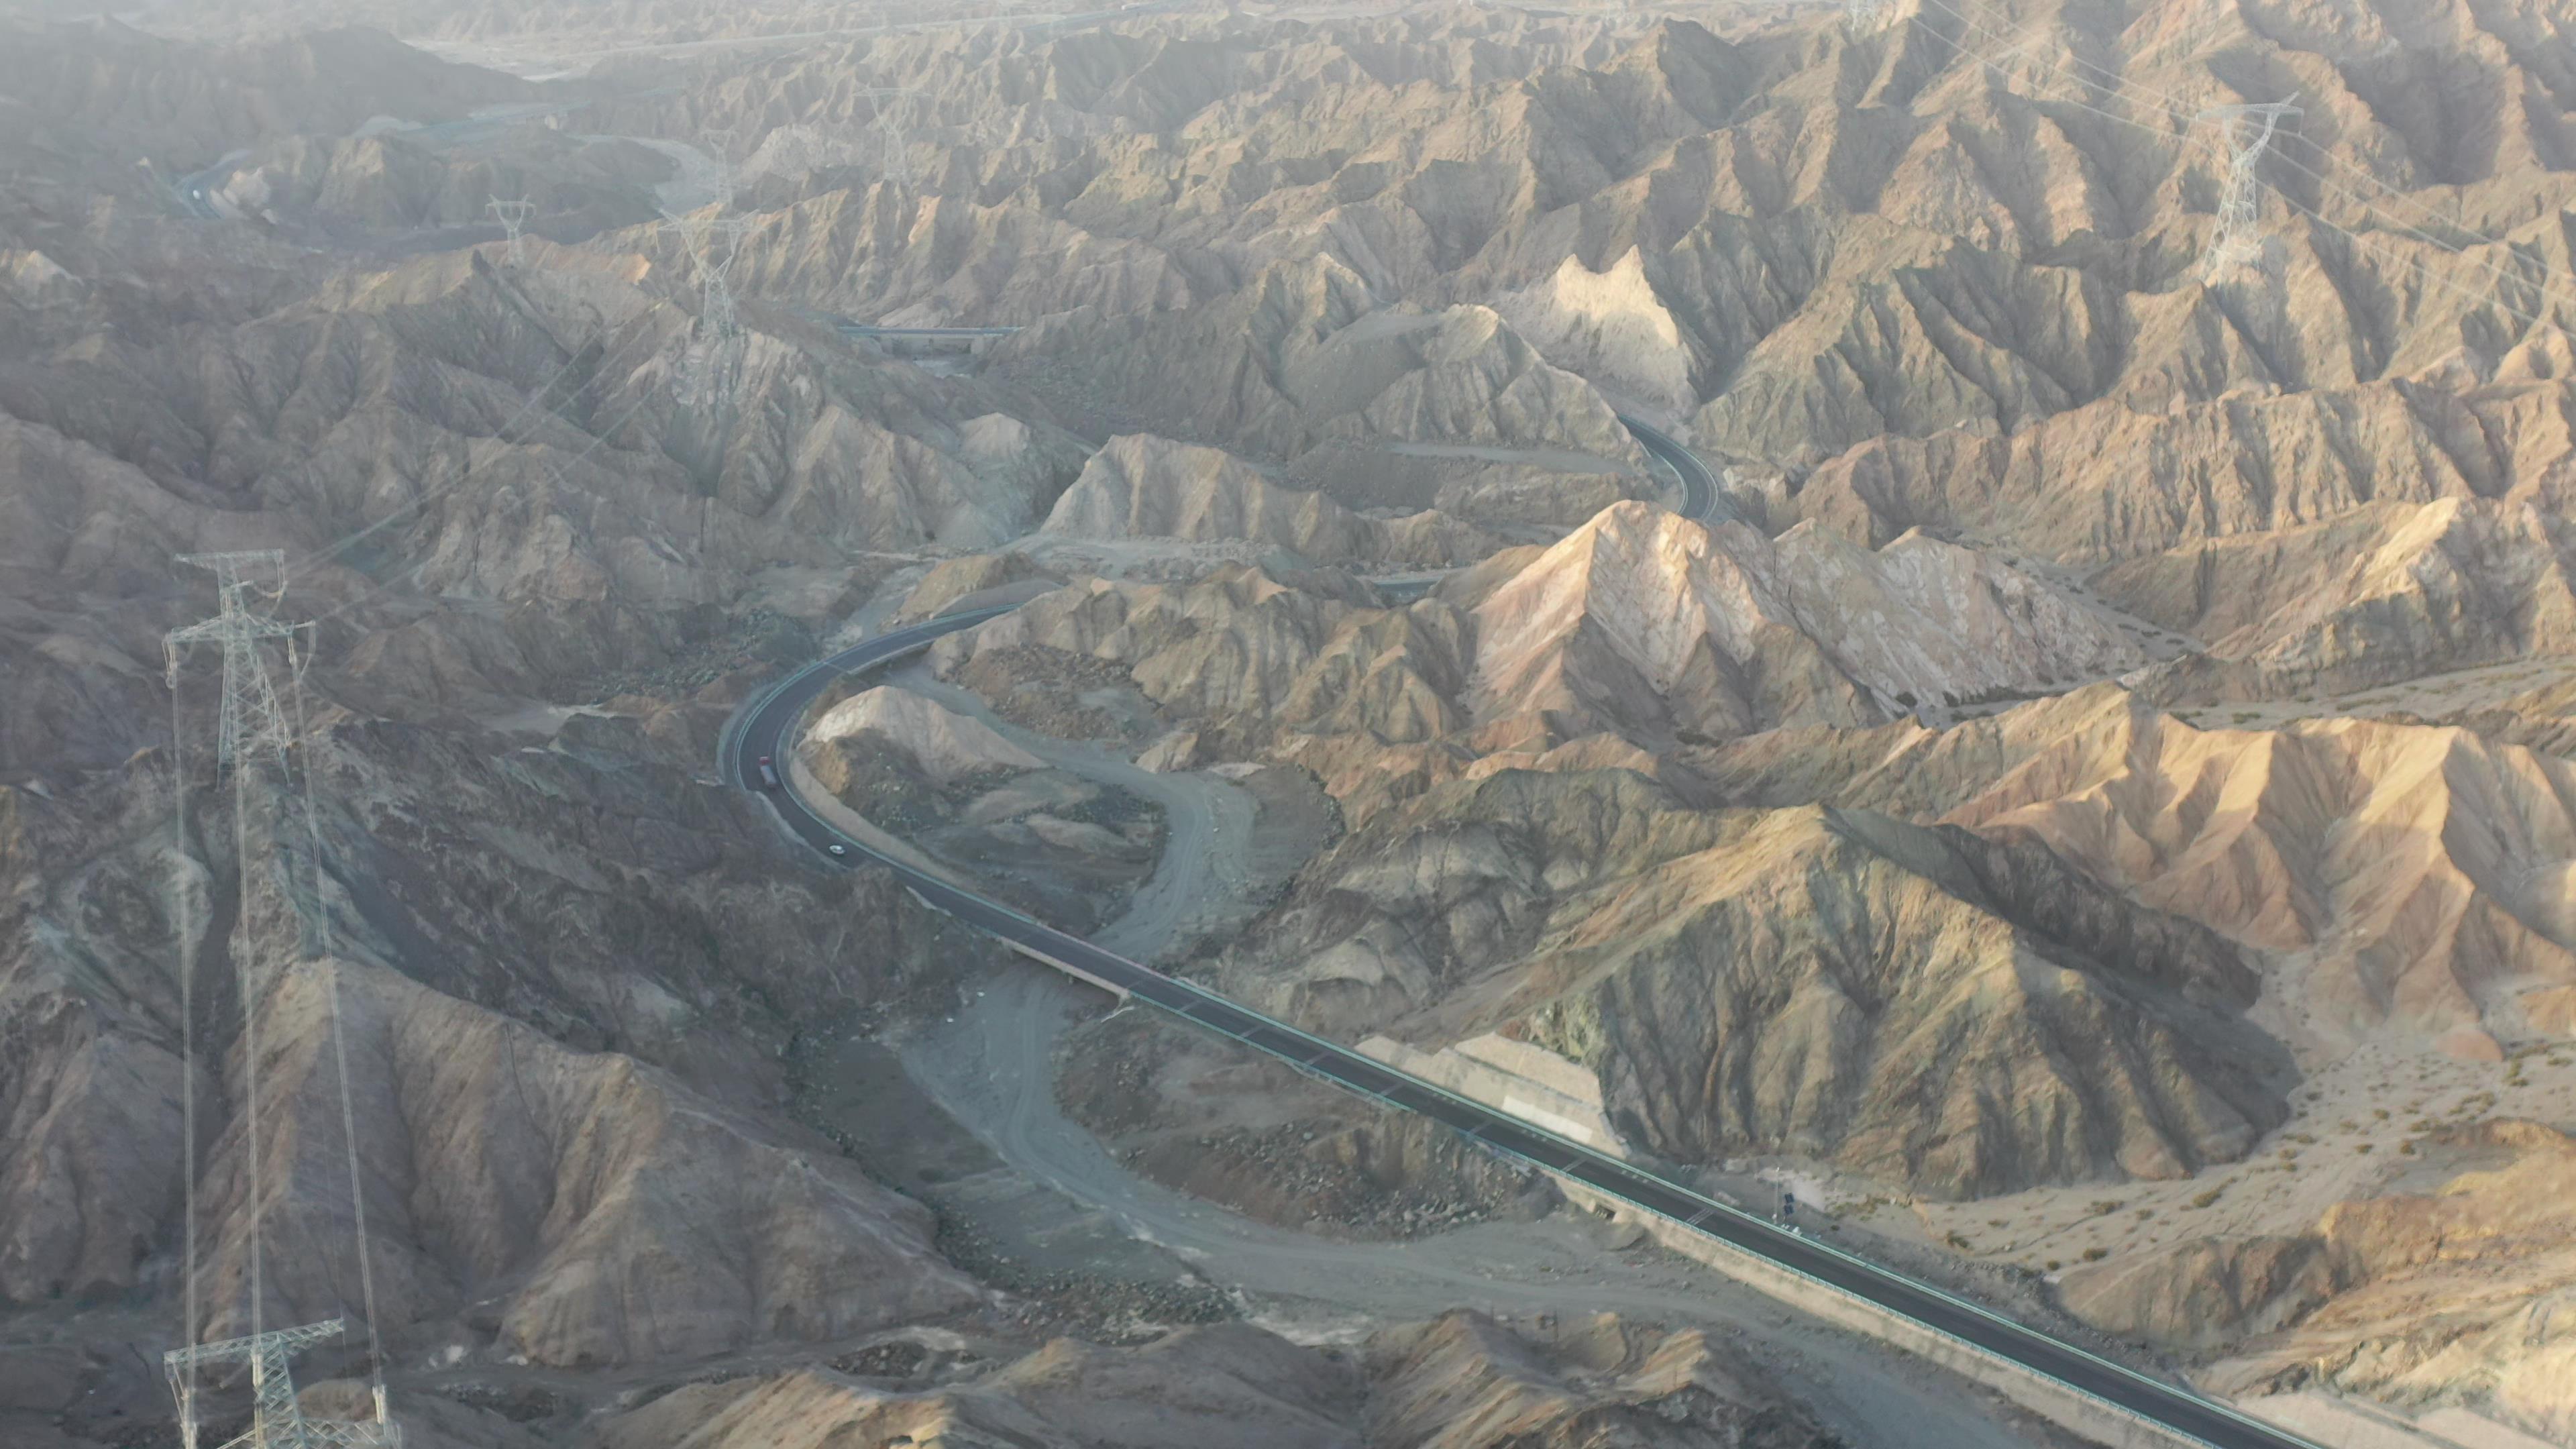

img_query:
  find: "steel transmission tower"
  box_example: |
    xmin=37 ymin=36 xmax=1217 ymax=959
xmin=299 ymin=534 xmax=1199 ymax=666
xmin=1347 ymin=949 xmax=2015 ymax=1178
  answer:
xmin=1844 ymin=0 xmax=1895 ymax=32
xmin=164 ymin=553 xmax=399 ymax=1449
xmin=486 ymin=196 xmax=535 ymax=266
xmin=2197 ymin=101 xmax=2301 ymax=278
xmin=166 ymin=552 xmax=299 ymax=771
xmin=660 ymin=211 xmax=756 ymax=343
xmin=656 ymin=126 xmax=765 ymax=414
xmin=658 ymin=208 xmax=757 ymax=416
xmin=853 ymin=88 xmax=920 ymax=186
xmin=167 ymin=1321 xmax=384 ymax=1449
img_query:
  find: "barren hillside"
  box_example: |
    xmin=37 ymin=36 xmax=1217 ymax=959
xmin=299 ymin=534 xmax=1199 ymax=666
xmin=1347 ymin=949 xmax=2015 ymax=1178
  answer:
xmin=6 ymin=0 xmax=2576 ymax=1446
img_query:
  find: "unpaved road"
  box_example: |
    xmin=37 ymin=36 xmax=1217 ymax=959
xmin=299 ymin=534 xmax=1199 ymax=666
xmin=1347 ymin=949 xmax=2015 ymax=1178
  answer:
xmin=900 ymin=964 xmax=2078 ymax=1449
xmin=879 ymin=662 xmax=1265 ymax=961
xmin=847 ymin=674 xmax=2078 ymax=1448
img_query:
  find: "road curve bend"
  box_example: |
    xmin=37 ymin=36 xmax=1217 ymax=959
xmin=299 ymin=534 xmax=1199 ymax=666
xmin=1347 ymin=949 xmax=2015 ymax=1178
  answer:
xmin=1618 ymin=413 xmax=1723 ymax=524
xmin=729 ymin=601 xmax=2323 ymax=1449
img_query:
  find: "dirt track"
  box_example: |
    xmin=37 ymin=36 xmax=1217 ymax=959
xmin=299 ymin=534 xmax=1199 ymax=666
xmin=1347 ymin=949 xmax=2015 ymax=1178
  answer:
xmin=834 ymin=667 xmax=2081 ymax=1448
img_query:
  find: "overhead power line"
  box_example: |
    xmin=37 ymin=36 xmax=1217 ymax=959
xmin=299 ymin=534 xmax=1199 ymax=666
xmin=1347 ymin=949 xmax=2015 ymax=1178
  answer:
xmin=163 ymin=552 xmax=398 ymax=1449
xmin=1900 ymin=0 xmax=2576 ymax=339
xmin=2197 ymin=102 xmax=2302 ymax=278
xmin=486 ymin=196 xmax=535 ymax=267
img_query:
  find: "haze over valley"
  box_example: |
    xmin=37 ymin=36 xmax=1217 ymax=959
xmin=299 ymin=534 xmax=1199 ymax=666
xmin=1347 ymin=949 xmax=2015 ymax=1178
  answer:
xmin=5 ymin=1 xmax=2576 ymax=1446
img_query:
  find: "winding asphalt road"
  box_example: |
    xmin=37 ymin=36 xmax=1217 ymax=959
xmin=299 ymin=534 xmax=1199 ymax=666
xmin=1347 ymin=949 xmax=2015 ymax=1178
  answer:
xmin=1619 ymin=412 xmax=1723 ymax=524
xmin=731 ymin=602 xmax=2324 ymax=1449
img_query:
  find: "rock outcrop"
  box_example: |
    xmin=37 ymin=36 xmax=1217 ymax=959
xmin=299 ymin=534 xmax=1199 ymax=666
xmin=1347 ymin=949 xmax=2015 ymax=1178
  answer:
xmin=1040 ymin=433 xmax=1496 ymax=568
xmin=1946 ymin=706 xmax=2576 ymax=1053
xmin=1364 ymin=1310 xmax=1839 ymax=1448
xmin=2064 ymin=1121 xmax=2576 ymax=1445
xmin=1470 ymin=501 xmax=2146 ymax=743
xmin=1494 ymin=248 xmax=1703 ymax=415
xmin=191 ymin=960 xmax=981 ymax=1366
xmin=593 ymin=1310 xmax=1838 ymax=1449
xmin=799 ymin=685 xmax=1166 ymax=934
xmin=1225 ymin=768 xmax=2287 ymax=1198
xmin=806 ymin=686 xmax=1044 ymax=786
xmin=595 ymin=1325 xmax=1356 ymax=1449
xmin=936 ymin=500 xmax=2149 ymax=781
xmin=990 ymin=258 xmax=1648 ymax=467
xmin=2105 ymin=497 xmax=2576 ymax=700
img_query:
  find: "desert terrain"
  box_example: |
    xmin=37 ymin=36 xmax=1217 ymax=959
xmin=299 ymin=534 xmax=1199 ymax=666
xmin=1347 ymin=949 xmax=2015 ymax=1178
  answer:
xmin=4 ymin=0 xmax=2575 ymax=1446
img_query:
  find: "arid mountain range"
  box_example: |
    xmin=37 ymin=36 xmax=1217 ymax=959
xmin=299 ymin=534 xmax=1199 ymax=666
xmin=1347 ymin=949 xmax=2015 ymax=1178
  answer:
xmin=4 ymin=0 xmax=2575 ymax=1446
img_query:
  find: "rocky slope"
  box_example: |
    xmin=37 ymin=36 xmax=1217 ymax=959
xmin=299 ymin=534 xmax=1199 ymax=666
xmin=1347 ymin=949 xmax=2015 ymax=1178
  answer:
xmin=1945 ymin=703 xmax=2576 ymax=1057
xmin=593 ymin=1310 xmax=1841 ymax=1449
xmin=1687 ymin=685 xmax=2576 ymax=1054
xmin=799 ymin=685 xmax=1167 ymax=933
xmin=931 ymin=498 xmax=2151 ymax=807
xmin=1468 ymin=501 xmax=2147 ymax=743
xmin=0 ymin=19 xmax=530 ymax=172
xmin=194 ymin=959 xmax=983 ymax=1366
xmin=10 ymin=0 xmax=2576 ymax=1440
xmin=206 ymin=130 xmax=674 ymax=241
xmin=2104 ymin=497 xmax=2576 ymax=701
xmin=1218 ymin=767 xmax=2286 ymax=1200
xmin=2061 ymin=1119 xmax=2576 ymax=1444
xmin=1040 ymin=432 xmax=1497 ymax=568
xmin=989 ymin=257 xmax=1649 ymax=468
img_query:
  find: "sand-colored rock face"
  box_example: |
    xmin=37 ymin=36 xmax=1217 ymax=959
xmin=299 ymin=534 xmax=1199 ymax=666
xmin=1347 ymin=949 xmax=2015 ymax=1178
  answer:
xmin=183 ymin=961 xmax=980 ymax=1366
xmin=1228 ymin=768 xmax=2284 ymax=1198
xmin=1801 ymin=379 xmax=2576 ymax=568
xmin=990 ymin=257 xmax=1647 ymax=466
xmin=1687 ymin=685 xmax=2576 ymax=1053
xmin=2056 ymin=1236 xmax=2343 ymax=1354
xmin=1946 ymin=706 xmax=2576 ymax=1052
xmin=2091 ymin=496 xmax=2576 ymax=702
xmin=3 ymin=250 xmax=85 ymax=308
xmin=600 ymin=1326 xmax=1357 ymax=1449
xmin=1468 ymin=500 xmax=2145 ymax=742
xmin=932 ymin=565 xmax=1477 ymax=750
xmin=894 ymin=551 xmax=1057 ymax=624
xmin=939 ymin=500 xmax=2147 ymax=780
xmin=594 ymin=1311 xmax=1833 ymax=1449
xmin=1493 ymin=248 xmax=1701 ymax=415
xmin=1364 ymin=1310 xmax=1837 ymax=1448
xmin=1040 ymin=433 xmax=1495 ymax=568
xmin=2062 ymin=1121 xmax=2576 ymax=1444
xmin=806 ymin=686 xmax=1044 ymax=786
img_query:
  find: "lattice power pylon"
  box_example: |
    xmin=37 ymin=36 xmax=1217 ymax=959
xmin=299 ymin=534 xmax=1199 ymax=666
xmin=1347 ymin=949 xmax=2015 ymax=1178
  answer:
xmin=657 ymin=207 xmax=758 ymax=416
xmin=166 ymin=552 xmax=298 ymax=772
xmin=1844 ymin=0 xmax=1896 ymax=33
xmin=660 ymin=211 xmax=757 ymax=344
xmin=486 ymin=197 xmax=535 ymax=266
xmin=166 ymin=1321 xmax=394 ymax=1449
xmin=2197 ymin=101 xmax=2301 ymax=278
xmin=164 ymin=553 xmax=399 ymax=1449
xmin=853 ymin=87 xmax=922 ymax=186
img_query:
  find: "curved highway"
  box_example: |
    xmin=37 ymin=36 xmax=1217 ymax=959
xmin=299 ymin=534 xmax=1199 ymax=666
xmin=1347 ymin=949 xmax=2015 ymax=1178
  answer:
xmin=1618 ymin=413 xmax=1723 ymax=524
xmin=731 ymin=605 xmax=2323 ymax=1449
